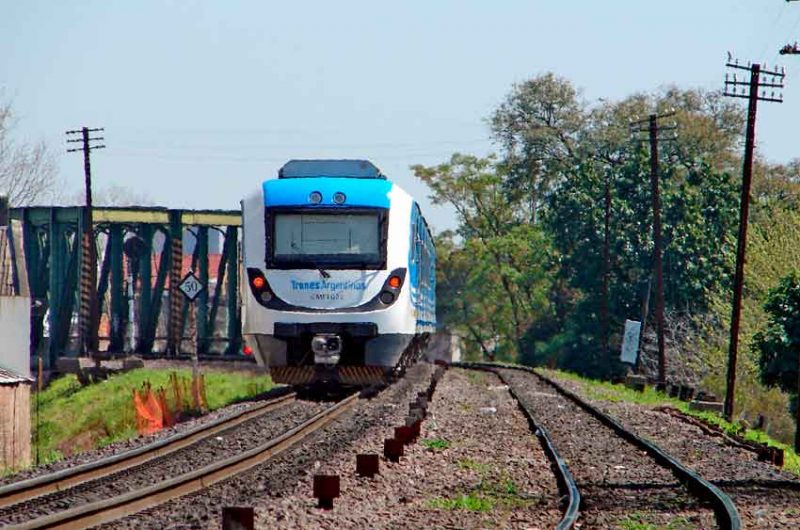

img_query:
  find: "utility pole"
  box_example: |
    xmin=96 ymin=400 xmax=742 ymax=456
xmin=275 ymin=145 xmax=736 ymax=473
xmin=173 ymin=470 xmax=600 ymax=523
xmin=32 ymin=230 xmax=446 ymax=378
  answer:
xmin=66 ymin=127 xmax=105 ymax=355
xmin=630 ymin=112 xmax=676 ymax=386
xmin=722 ymin=59 xmax=785 ymax=422
xmin=601 ymin=166 xmax=612 ymax=362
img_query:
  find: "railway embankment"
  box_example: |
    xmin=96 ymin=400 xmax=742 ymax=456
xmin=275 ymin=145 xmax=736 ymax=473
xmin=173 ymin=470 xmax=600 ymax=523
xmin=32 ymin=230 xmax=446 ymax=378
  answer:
xmin=0 ymin=368 xmax=275 ymax=484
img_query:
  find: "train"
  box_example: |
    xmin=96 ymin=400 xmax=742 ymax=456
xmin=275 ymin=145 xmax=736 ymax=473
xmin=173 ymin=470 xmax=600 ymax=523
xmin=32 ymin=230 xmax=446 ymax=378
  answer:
xmin=241 ymin=159 xmax=436 ymax=386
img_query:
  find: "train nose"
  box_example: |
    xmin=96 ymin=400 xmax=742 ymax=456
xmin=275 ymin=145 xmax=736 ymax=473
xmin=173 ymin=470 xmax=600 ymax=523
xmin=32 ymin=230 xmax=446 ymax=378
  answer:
xmin=311 ymin=334 xmax=342 ymax=364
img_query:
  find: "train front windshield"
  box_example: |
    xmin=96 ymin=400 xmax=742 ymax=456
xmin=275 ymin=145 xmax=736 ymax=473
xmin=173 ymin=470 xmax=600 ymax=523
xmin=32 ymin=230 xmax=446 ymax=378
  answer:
xmin=270 ymin=211 xmax=385 ymax=268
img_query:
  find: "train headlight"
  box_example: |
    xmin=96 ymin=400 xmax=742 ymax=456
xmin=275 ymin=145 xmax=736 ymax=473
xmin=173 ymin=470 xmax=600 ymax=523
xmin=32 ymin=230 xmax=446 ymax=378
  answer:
xmin=251 ymin=276 xmax=265 ymax=290
xmin=333 ymin=192 xmax=346 ymax=204
xmin=388 ymin=275 xmax=402 ymax=289
xmin=308 ymin=191 xmax=323 ymax=204
xmin=379 ymin=291 xmax=395 ymax=304
xmin=259 ymin=290 xmax=273 ymax=303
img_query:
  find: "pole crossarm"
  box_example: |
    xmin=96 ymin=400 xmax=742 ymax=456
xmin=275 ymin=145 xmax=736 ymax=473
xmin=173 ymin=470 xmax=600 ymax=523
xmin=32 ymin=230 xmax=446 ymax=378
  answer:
xmin=780 ymin=43 xmax=800 ymax=55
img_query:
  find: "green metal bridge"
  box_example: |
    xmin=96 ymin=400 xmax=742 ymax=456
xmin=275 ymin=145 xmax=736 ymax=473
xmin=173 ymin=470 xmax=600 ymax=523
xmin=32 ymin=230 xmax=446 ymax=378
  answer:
xmin=5 ymin=206 xmax=243 ymax=367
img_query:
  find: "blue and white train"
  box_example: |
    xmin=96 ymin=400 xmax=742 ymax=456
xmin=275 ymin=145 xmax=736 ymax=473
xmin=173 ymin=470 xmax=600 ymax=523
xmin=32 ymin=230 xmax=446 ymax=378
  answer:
xmin=241 ymin=160 xmax=436 ymax=386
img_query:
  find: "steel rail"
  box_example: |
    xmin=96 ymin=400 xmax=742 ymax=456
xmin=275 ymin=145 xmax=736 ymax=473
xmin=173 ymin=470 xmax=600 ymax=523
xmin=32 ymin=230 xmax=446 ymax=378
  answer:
xmin=11 ymin=392 xmax=359 ymax=530
xmin=451 ymin=363 xmax=580 ymax=530
xmin=461 ymin=362 xmax=741 ymax=530
xmin=0 ymin=390 xmax=296 ymax=509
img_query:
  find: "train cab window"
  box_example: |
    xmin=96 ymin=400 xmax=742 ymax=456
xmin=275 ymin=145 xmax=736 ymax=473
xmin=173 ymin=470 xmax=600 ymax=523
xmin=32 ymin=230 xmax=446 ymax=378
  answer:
xmin=269 ymin=210 xmax=387 ymax=269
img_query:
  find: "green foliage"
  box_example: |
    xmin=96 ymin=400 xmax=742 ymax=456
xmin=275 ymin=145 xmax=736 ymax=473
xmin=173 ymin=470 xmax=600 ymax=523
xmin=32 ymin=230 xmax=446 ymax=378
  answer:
xmin=618 ymin=513 xmax=696 ymax=530
xmin=428 ymin=493 xmax=495 ymax=512
xmin=754 ymin=271 xmax=800 ymax=393
xmin=428 ymin=474 xmax=529 ymax=513
xmin=31 ymin=369 xmax=274 ymax=466
xmin=457 ymin=458 xmax=491 ymax=473
xmin=421 ymin=437 xmax=450 ymax=451
xmin=415 ymin=155 xmax=555 ymax=360
xmin=543 ymin=152 xmax=738 ymax=376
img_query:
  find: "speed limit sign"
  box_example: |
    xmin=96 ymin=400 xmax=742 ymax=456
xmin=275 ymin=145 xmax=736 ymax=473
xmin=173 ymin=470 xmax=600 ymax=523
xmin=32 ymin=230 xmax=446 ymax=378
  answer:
xmin=178 ymin=270 xmax=204 ymax=302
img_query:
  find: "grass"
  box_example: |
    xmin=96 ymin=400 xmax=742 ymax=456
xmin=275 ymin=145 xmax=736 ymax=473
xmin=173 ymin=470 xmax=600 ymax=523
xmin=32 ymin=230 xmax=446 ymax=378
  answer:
xmin=617 ymin=513 xmax=696 ymax=529
xmin=429 ymin=455 xmax=533 ymax=517
xmin=29 ymin=368 xmax=274 ymax=466
xmin=428 ymin=493 xmax=495 ymax=512
xmin=457 ymin=458 xmax=492 ymax=473
xmin=464 ymin=369 xmax=489 ymax=387
xmin=542 ymin=368 xmax=800 ymax=476
xmin=421 ymin=437 xmax=450 ymax=451
xmin=428 ymin=475 xmax=531 ymax=513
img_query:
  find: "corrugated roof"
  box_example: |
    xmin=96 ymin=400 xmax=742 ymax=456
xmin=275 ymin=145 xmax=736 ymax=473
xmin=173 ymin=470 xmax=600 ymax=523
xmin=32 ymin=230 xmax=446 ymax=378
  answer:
xmin=0 ymin=366 xmax=32 ymax=384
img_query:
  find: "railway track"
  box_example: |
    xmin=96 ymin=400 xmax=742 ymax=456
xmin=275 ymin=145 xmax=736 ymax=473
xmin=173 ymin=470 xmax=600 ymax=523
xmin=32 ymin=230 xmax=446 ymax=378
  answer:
xmin=0 ymin=391 xmax=360 ymax=530
xmin=0 ymin=391 xmax=296 ymax=510
xmin=454 ymin=362 xmax=741 ymax=530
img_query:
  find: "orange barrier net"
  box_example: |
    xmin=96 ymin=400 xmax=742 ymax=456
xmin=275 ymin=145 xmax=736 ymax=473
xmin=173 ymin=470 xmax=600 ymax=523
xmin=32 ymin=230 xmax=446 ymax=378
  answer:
xmin=133 ymin=373 xmax=207 ymax=436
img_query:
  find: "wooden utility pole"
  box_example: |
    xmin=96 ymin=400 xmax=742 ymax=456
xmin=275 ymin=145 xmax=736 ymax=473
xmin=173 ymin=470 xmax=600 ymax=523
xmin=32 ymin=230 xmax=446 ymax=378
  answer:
xmin=66 ymin=127 xmax=105 ymax=355
xmin=722 ymin=60 xmax=785 ymax=422
xmin=630 ymin=112 xmax=676 ymax=385
xmin=601 ymin=167 xmax=612 ymax=361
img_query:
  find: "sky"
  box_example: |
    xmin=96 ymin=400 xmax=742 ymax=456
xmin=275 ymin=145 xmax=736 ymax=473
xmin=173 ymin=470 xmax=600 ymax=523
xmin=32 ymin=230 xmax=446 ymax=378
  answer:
xmin=3 ymin=1 xmax=800 ymax=233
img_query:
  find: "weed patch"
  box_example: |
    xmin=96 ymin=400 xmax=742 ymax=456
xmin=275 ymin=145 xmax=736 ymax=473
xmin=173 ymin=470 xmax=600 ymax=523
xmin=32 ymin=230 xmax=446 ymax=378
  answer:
xmin=618 ymin=512 xmax=696 ymax=529
xmin=457 ymin=458 xmax=491 ymax=473
xmin=428 ymin=493 xmax=495 ymax=512
xmin=421 ymin=437 xmax=450 ymax=451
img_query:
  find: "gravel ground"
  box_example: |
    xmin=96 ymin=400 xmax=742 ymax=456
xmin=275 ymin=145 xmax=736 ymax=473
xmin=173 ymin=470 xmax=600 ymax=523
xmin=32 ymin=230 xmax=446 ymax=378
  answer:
xmin=0 ymin=386 xmax=292 ymax=488
xmin=258 ymin=367 xmax=563 ymax=529
xmin=0 ymin=397 xmax=325 ymax=526
xmin=547 ymin=371 xmax=800 ymax=529
xmin=99 ymin=362 xmax=437 ymax=529
xmin=500 ymin=368 xmax=718 ymax=530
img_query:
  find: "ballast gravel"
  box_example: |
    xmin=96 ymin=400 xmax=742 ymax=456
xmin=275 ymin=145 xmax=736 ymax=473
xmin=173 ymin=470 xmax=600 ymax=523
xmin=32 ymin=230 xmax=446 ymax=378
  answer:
xmin=96 ymin=364 xmax=563 ymax=529
xmin=259 ymin=368 xmax=563 ymax=529
xmin=548 ymin=371 xmax=800 ymax=529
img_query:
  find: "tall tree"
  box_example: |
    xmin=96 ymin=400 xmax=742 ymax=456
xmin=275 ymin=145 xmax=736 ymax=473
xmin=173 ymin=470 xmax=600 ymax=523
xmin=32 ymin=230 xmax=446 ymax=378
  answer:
xmin=413 ymin=154 xmax=554 ymax=359
xmin=489 ymin=73 xmax=586 ymax=222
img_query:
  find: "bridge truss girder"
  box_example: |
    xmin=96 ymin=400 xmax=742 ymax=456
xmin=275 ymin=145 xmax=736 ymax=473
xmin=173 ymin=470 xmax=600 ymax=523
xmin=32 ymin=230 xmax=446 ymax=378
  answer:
xmin=11 ymin=206 xmax=242 ymax=366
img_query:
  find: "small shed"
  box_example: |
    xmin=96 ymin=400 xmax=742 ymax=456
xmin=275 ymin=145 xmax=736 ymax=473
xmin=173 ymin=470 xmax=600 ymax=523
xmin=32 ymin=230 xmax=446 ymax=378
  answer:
xmin=0 ymin=366 xmax=32 ymax=470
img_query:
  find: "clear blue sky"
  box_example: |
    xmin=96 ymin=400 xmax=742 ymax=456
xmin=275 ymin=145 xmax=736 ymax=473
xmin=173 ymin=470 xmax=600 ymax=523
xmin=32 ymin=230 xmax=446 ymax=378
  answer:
xmin=3 ymin=1 xmax=800 ymax=232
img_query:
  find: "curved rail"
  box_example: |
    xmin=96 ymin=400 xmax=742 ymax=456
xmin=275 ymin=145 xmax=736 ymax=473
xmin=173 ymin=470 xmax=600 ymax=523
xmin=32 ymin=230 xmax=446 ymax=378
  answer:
xmin=452 ymin=363 xmax=579 ymax=529
xmin=460 ymin=362 xmax=741 ymax=530
xmin=11 ymin=392 xmax=360 ymax=530
xmin=0 ymin=390 xmax=296 ymax=509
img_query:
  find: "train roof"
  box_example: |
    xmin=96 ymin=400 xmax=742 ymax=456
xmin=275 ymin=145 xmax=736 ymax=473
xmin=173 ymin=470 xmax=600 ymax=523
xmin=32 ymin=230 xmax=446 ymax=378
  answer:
xmin=278 ymin=159 xmax=385 ymax=179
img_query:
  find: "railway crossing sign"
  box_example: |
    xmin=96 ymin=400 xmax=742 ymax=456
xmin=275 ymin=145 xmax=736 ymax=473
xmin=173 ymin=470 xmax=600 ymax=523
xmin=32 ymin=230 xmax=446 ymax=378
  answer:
xmin=178 ymin=270 xmax=204 ymax=302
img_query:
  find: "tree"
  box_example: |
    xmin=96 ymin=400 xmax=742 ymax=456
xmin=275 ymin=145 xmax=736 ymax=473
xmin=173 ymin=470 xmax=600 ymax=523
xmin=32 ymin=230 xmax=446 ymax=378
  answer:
xmin=0 ymin=100 xmax=58 ymax=205
xmin=413 ymin=154 xmax=554 ymax=360
xmin=754 ymin=272 xmax=800 ymax=394
xmin=489 ymin=73 xmax=586 ymax=222
xmin=67 ymin=184 xmax=154 ymax=207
